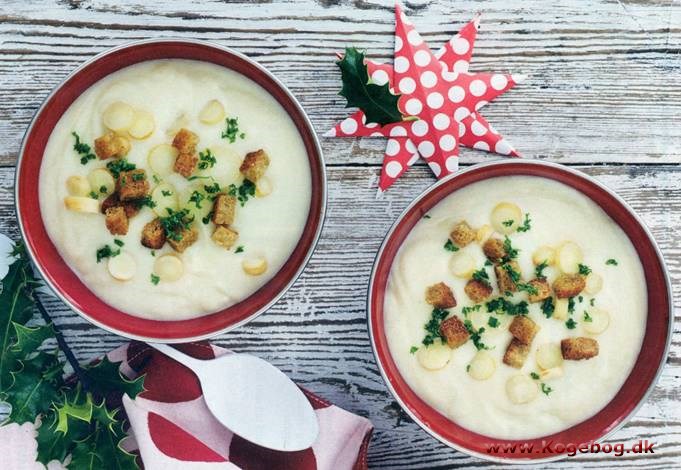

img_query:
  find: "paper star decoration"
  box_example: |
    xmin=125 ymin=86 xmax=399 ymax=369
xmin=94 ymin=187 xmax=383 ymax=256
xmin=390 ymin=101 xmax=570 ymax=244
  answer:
xmin=326 ymin=4 xmax=525 ymax=191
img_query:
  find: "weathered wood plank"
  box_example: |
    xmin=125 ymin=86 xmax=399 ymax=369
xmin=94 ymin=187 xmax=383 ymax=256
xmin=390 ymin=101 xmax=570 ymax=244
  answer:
xmin=0 ymin=0 xmax=679 ymax=167
xmin=0 ymin=164 xmax=679 ymax=467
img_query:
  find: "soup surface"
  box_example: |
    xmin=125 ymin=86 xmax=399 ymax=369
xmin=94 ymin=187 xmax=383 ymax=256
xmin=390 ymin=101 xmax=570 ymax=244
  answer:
xmin=39 ymin=59 xmax=311 ymax=320
xmin=384 ymin=175 xmax=646 ymax=439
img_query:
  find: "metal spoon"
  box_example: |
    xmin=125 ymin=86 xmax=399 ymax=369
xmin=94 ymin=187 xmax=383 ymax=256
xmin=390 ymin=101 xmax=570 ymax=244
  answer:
xmin=147 ymin=343 xmax=319 ymax=452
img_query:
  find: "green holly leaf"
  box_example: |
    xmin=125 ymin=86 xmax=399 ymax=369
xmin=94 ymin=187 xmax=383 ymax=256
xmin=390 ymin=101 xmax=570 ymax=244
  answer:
xmin=0 ymin=254 xmax=36 ymax=391
xmin=337 ymin=47 xmax=403 ymax=126
xmin=5 ymin=351 xmax=64 ymax=423
xmin=83 ymin=356 xmax=145 ymax=399
xmin=11 ymin=322 xmax=56 ymax=357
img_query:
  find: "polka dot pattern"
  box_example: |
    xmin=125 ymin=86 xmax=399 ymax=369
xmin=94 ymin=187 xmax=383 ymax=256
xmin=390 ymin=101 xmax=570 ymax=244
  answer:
xmin=405 ymin=98 xmax=423 ymax=115
xmin=371 ymin=69 xmax=390 ymax=85
xmin=385 ymin=160 xmax=403 ymax=178
xmin=426 ymin=92 xmax=444 ymax=109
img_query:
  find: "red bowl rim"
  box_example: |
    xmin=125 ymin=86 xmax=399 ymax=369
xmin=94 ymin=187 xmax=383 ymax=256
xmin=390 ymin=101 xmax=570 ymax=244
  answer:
xmin=15 ymin=39 xmax=327 ymax=342
xmin=367 ymin=159 xmax=672 ymax=463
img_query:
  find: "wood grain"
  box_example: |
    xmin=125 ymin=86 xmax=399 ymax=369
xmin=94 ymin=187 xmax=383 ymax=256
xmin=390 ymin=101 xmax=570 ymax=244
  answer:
xmin=0 ymin=0 xmax=679 ymax=467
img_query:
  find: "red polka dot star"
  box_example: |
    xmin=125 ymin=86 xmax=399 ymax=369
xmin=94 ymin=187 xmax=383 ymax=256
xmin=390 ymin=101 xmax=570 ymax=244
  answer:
xmin=326 ymin=4 xmax=525 ymax=191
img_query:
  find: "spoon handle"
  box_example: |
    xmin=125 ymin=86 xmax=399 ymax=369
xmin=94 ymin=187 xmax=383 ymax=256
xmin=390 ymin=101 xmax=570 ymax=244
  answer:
xmin=147 ymin=343 xmax=206 ymax=371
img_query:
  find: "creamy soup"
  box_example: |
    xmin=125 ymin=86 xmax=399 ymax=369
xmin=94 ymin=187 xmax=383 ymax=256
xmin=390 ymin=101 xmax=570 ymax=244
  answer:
xmin=39 ymin=59 xmax=311 ymax=320
xmin=384 ymin=176 xmax=646 ymax=439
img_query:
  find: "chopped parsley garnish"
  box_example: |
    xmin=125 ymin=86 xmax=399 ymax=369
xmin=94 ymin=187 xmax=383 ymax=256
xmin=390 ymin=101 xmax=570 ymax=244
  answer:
xmin=606 ymin=258 xmax=618 ymax=266
xmin=235 ymin=245 xmax=244 ymax=253
xmin=152 ymin=174 xmax=161 ymax=184
xmin=578 ymin=295 xmax=584 ymax=303
xmin=150 ymin=274 xmax=160 ymax=285
xmin=463 ymin=319 xmax=490 ymax=350
xmin=106 ymin=158 xmax=136 ymax=179
xmin=422 ymin=308 xmax=449 ymax=346
xmin=502 ymin=219 xmax=514 ymax=227
xmin=568 ymin=297 xmax=576 ymax=314
xmin=160 ymin=208 xmax=194 ymax=242
xmin=461 ymin=305 xmax=481 ymax=316
xmin=565 ymin=318 xmax=577 ymax=329
xmin=486 ymin=297 xmax=529 ymax=316
xmin=198 ymin=148 xmax=217 ymax=170
xmin=501 ymin=263 xmax=538 ymax=295
xmin=204 ymin=182 xmax=221 ymax=194
xmin=161 ymin=190 xmax=172 ymax=197
xmin=516 ymin=213 xmax=531 ymax=233
xmin=583 ymin=311 xmax=593 ymax=322
xmin=471 ymin=268 xmax=490 ymax=287
xmin=466 ymin=364 xmax=471 ymax=372
xmin=228 ymin=179 xmax=256 ymax=206
xmin=189 ymin=190 xmax=206 ymax=209
xmin=423 ymin=214 xmax=431 ymax=219
xmin=530 ymin=372 xmax=540 ymax=380
xmin=221 ymin=117 xmax=245 ymax=143
xmin=95 ymin=244 xmax=120 ymax=263
xmin=113 ymin=239 xmax=124 ymax=247
xmin=88 ymin=191 xmax=98 ymax=200
xmin=590 ymin=298 xmax=596 ymax=306
xmin=484 ymin=259 xmax=493 ymax=267
xmin=578 ymin=263 xmax=592 ymax=275
xmin=535 ymin=260 xmax=549 ymax=279
xmin=151 ymin=250 xmax=156 ymax=257
xmin=503 ymin=236 xmax=519 ymax=260
xmin=71 ymin=132 xmax=96 ymax=164
xmin=132 ymin=172 xmax=145 ymax=182
xmin=409 ymin=346 xmax=418 ymax=354
xmin=99 ymin=185 xmax=108 ymax=194
xmin=202 ymin=211 xmax=214 ymax=225
xmin=487 ymin=316 xmax=499 ymax=328
xmin=443 ymin=239 xmax=459 ymax=252
xmin=541 ymin=297 xmax=555 ymax=319
xmin=130 ymin=195 xmax=156 ymax=210
xmin=541 ymin=383 xmax=553 ymax=396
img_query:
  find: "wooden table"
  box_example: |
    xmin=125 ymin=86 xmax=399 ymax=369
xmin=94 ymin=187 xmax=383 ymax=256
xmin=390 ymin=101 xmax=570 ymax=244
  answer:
xmin=1 ymin=0 xmax=679 ymax=467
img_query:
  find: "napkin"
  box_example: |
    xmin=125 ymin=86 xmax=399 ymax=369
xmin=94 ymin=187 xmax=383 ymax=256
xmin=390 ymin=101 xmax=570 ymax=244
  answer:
xmin=0 ymin=341 xmax=373 ymax=470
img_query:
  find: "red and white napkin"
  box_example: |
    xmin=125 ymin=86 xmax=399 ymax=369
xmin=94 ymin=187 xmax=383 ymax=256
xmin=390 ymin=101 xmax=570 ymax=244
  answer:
xmin=0 ymin=342 xmax=374 ymax=470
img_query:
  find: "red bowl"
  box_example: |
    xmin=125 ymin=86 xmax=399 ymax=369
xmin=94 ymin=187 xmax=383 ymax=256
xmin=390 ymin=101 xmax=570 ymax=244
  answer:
xmin=16 ymin=39 xmax=326 ymax=342
xmin=368 ymin=160 xmax=672 ymax=463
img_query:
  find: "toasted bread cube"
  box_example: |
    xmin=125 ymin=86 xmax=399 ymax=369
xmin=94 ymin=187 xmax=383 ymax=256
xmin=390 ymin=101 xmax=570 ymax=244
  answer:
xmin=94 ymin=132 xmax=131 ymax=160
xmin=141 ymin=218 xmax=166 ymax=249
xmin=174 ymin=152 xmax=198 ymax=178
xmin=439 ymin=316 xmax=469 ymax=349
xmin=101 ymin=193 xmax=140 ymax=218
xmin=449 ymin=221 xmax=475 ymax=248
xmin=212 ymin=194 xmax=237 ymax=226
xmin=172 ymin=128 xmax=199 ymax=154
xmin=240 ymin=149 xmax=270 ymax=182
xmin=212 ymin=225 xmax=239 ymax=250
xmin=553 ymin=274 xmax=586 ymax=299
xmin=167 ymin=225 xmax=198 ymax=253
xmin=464 ymin=279 xmax=493 ymax=303
xmin=503 ymin=338 xmax=530 ymax=368
xmin=561 ymin=337 xmax=599 ymax=360
xmin=527 ymin=278 xmax=551 ymax=303
xmin=104 ymin=206 xmax=128 ymax=235
xmin=509 ymin=316 xmax=539 ymax=345
xmin=117 ymin=169 xmax=149 ymax=201
xmin=483 ymin=237 xmax=506 ymax=262
xmin=425 ymin=282 xmax=457 ymax=309
xmin=495 ymin=261 xmax=521 ymax=294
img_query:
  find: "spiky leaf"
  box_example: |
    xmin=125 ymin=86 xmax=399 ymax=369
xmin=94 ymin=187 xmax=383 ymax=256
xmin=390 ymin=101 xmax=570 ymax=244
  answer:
xmin=83 ymin=357 xmax=145 ymax=399
xmin=5 ymin=351 xmax=63 ymax=423
xmin=337 ymin=47 xmax=403 ymax=126
xmin=11 ymin=322 xmax=56 ymax=357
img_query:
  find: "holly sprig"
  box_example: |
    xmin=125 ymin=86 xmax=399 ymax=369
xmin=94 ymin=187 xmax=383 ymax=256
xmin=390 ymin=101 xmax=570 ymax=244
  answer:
xmin=0 ymin=243 xmax=145 ymax=469
xmin=337 ymin=47 xmax=404 ymax=126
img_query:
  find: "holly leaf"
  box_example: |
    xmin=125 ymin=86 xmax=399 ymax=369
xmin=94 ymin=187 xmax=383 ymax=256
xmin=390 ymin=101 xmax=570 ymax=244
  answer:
xmin=11 ymin=322 xmax=55 ymax=357
xmin=337 ymin=47 xmax=403 ymax=126
xmin=0 ymin=253 xmax=36 ymax=391
xmin=4 ymin=351 xmax=64 ymax=423
xmin=83 ymin=357 xmax=145 ymax=399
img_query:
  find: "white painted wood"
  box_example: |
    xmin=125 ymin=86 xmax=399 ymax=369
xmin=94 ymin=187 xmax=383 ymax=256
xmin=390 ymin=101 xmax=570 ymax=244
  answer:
xmin=0 ymin=0 xmax=679 ymax=467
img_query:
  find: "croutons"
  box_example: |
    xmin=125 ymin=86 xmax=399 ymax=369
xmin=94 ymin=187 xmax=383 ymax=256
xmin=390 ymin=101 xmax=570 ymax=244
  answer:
xmin=101 ymin=193 xmax=140 ymax=219
xmin=104 ymin=206 xmax=128 ymax=235
xmin=561 ymin=337 xmax=599 ymax=360
xmin=174 ymin=151 xmax=198 ymax=178
xmin=172 ymin=128 xmax=199 ymax=154
xmin=503 ymin=338 xmax=530 ymax=369
xmin=240 ymin=149 xmax=270 ymax=182
xmin=212 ymin=225 xmax=239 ymax=250
xmin=167 ymin=225 xmax=199 ymax=253
xmin=527 ymin=278 xmax=551 ymax=303
xmin=483 ymin=237 xmax=506 ymax=262
xmin=464 ymin=279 xmax=493 ymax=303
xmin=439 ymin=316 xmax=470 ymax=349
xmin=553 ymin=273 xmax=586 ymax=299
xmin=425 ymin=282 xmax=457 ymax=309
xmin=94 ymin=132 xmax=131 ymax=160
xmin=449 ymin=221 xmax=475 ymax=248
xmin=509 ymin=316 xmax=539 ymax=345
xmin=495 ymin=261 xmax=521 ymax=294
xmin=211 ymin=194 xmax=237 ymax=226
xmin=117 ymin=169 xmax=149 ymax=202
xmin=141 ymin=218 xmax=166 ymax=249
